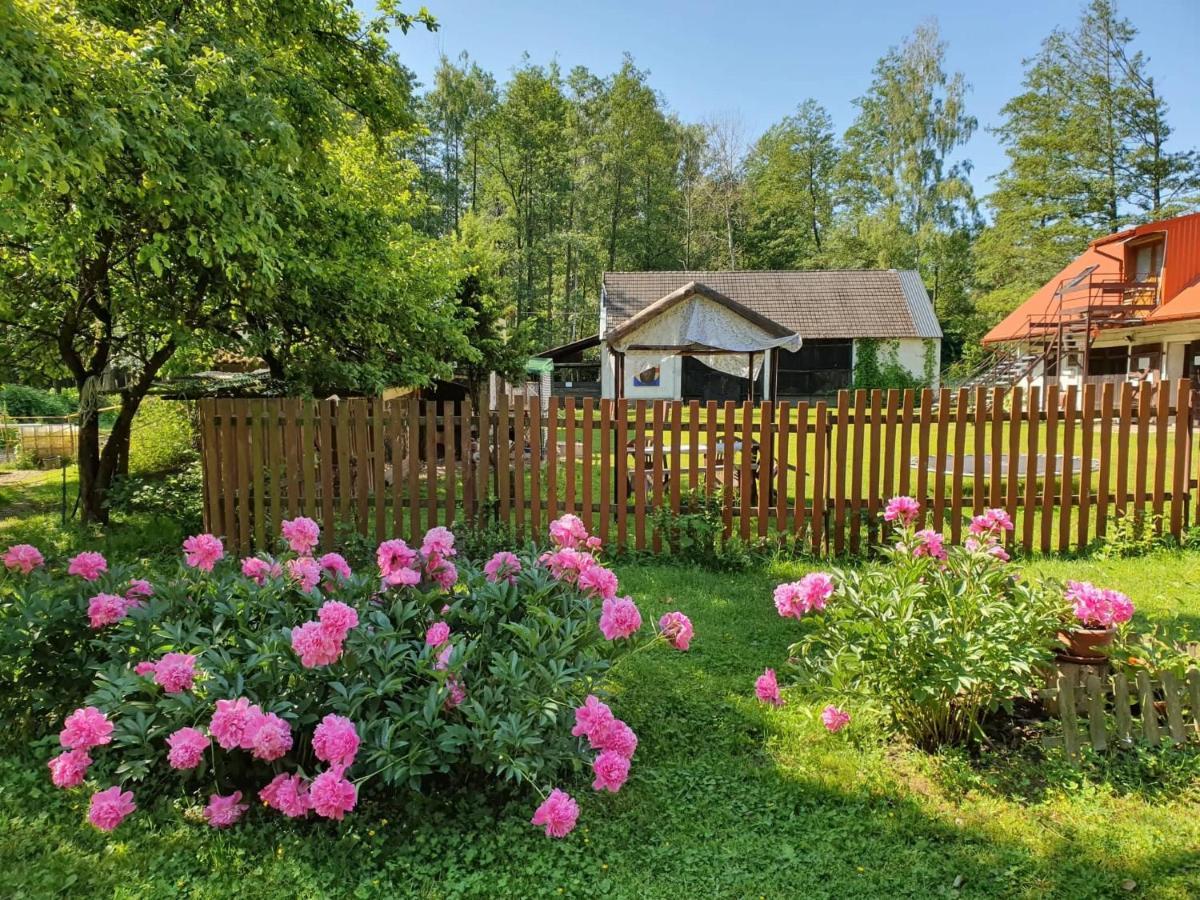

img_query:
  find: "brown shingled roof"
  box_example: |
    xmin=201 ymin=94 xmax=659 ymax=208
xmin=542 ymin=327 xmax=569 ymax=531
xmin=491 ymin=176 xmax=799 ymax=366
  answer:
xmin=602 ymin=270 xmax=939 ymax=340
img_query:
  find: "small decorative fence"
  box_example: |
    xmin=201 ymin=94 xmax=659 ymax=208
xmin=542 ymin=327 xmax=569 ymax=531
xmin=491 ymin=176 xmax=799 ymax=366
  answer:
xmin=1042 ymin=665 xmax=1200 ymax=762
xmin=197 ymin=380 xmax=1198 ymax=556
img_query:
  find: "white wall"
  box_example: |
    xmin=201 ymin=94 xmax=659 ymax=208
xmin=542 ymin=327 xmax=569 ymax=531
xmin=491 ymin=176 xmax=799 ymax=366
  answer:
xmin=851 ymin=338 xmax=940 ymax=389
xmin=623 ymin=352 xmax=680 ymax=400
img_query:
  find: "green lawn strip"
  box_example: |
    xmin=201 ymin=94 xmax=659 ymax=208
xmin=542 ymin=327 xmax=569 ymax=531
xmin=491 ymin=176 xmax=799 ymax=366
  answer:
xmin=1 ymin=555 xmax=1198 ymax=896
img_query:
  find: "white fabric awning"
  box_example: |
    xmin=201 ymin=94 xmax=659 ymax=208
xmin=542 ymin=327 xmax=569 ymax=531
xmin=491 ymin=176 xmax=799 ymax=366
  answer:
xmin=608 ymin=291 xmax=801 ymax=356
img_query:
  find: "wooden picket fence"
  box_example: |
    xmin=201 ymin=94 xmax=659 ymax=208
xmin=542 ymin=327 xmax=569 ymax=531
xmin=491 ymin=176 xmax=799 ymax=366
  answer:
xmin=197 ymin=380 xmax=1198 ymax=556
xmin=1042 ymin=664 xmax=1200 ymax=761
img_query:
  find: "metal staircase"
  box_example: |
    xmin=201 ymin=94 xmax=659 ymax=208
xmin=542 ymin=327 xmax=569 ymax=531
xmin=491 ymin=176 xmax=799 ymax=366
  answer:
xmin=957 ymin=264 xmax=1160 ymax=393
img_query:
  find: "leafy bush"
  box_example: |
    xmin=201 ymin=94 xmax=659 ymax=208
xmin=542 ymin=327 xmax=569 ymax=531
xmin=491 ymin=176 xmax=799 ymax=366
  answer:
xmin=769 ymin=500 xmax=1063 ymax=748
xmin=1097 ymin=511 xmax=1169 ymax=558
xmin=3 ymin=515 xmax=690 ymax=837
xmin=106 ymin=463 xmax=203 ymax=532
xmin=0 ymin=384 xmax=74 ymax=418
xmin=128 ymin=399 xmax=196 ymax=475
xmin=649 ymin=490 xmax=755 ymax=571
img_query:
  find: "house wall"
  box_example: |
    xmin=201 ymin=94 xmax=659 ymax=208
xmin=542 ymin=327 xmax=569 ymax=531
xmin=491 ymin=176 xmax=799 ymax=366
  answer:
xmin=850 ymin=338 xmax=940 ymax=388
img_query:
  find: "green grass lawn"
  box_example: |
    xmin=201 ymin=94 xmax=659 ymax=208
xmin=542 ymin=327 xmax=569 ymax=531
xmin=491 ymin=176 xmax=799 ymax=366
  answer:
xmin=2 ymin=552 xmax=1198 ymax=898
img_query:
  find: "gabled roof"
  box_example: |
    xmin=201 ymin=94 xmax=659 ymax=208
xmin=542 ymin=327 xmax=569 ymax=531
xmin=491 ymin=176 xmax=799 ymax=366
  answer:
xmin=983 ymin=211 xmax=1200 ymax=344
xmin=605 ymin=281 xmax=796 ymax=345
xmin=601 ymin=270 xmax=940 ymax=340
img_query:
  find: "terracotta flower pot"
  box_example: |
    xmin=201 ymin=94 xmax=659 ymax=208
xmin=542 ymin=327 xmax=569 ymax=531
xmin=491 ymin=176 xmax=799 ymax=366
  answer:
xmin=1057 ymin=625 xmax=1115 ymax=662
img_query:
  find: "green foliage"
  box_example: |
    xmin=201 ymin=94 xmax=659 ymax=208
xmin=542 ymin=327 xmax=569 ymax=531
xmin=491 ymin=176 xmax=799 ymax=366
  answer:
xmin=128 ymin=399 xmax=196 ymax=475
xmin=648 ymin=490 xmax=756 ymax=572
xmin=1096 ymin=511 xmax=1170 ymax=559
xmin=3 ymin=555 xmax=1200 ymax=896
xmin=452 ymin=513 xmax=520 ymax=561
xmin=0 ymin=385 xmax=74 ymax=418
xmin=851 ymin=339 xmax=925 ymax=391
xmin=106 ymin=464 xmax=203 ymax=534
xmin=788 ymin=531 xmax=1064 ymax=748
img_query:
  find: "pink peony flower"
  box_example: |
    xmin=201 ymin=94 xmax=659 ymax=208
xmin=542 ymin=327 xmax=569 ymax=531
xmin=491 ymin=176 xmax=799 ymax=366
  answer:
xmin=68 ymin=551 xmax=107 ymax=581
xmin=433 ymin=643 xmax=454 ymax=671
xmin=658 ymin=611 xmax=693 ymax=651
xmin=310 ymin=766 xmax=357 ymax=820
xmin=599 ymin=595 xmax=642 ymax=640
xmin=88 ymin=786 xmax=135 ymax=832
xmin=445 ymin=676 xmax=467 ymax=709
xmin=548 ymin=514 xmax=589 ymax=549
xmin=318 ymin=600 xmax=359 ymax=639
xmin=578 ymin=565 xmax=619 ymax=601
xmin=204 ymin=791 xmax=248 ymax=828
xmin=319 ymin=552 xmax=352 ymax=586
xmin=48 ymin=748 xmax=91 ymax=788
xmin=421 ymin=526 xmax=457 ymax=559
xmin=260 ymin=773 xmax=311 ymax=818
xmin=571 ymin=695 xmax=614 ymax=740
xmin=134 ymin=661 xmax=156 ymax=677
xmin=585 ymin=535 xmax=603 ymax=551
xmin=483 ymin=551 xmax=522 ymax=584
xmin=60 ymin=707 xmax=113 ymax=750
xmin=312 ymin=714 xmax=360 ymax=767
xmin=755 ymin=668 xmax=783 ymax=707
xmin=1066 ymin=580 xmax=1135 ymax=629
xmin=125 ymin=579 xmax=154 ymax=603
xmin=425 ymin=621 xmax=450 ymax=647
xmin=590 ymin=718 xmax=638 ymax=759
xmin=969 ymin=507 xmax=1014 ymax=537
xmin=291 ymin=621 xmax=344 ymax=668
xmin=209 ymin=698 xmax=259 ymax=750
xmin=531 ymin=788 xmax=579 ymax=838
xmin=821 ymin=705 xmax=851 ymax=733
xmin=287 ymin=556 xmax=322 ymax=593
xmin=241 ymin=556 xmax=282 ymax=585
xmin=182 ymin=533 xmax=224 ymax=572
xmin=591 ymin=750 xmax=631 ymax=793
xmin=165 ymin=726 xmax=209 ymax=769
xmin=912 ymin=529 xmax=947 ymax=561
xmin=247 ymin=712 xmax=293 ymax=762
xmin=153 ymin=652 xmax=197 ymax=693
xmin=4 ymin=543 xmax=44 ymax=575
xmin=425 ymin=554 xmax=458 ymax=591
xmin=377 ymin=539 xmax=420 ymax=587
xmin=541 ymin=547 xmax=596 ymax=584
xmin=87 ymin=593 xmax=130 ymax=629
xmin=883 ymin=495 xmax=921 ymax=526
xmin=773 ymin=572 xmax=834 ymax=619
xmin=281 ymin=516 xmax=321 ymax=555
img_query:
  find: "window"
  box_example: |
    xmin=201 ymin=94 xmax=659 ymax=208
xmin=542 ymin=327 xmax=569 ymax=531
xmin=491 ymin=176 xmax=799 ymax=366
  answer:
xmin=1086 ymin=346 xmax=1127 ymax=376
xmin=774 ymin=339 xmax=853 ymax=397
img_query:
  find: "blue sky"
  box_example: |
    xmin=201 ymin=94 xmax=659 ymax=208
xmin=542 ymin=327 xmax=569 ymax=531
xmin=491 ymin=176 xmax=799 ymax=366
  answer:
xmin=380 ymin=0 xmax=1200 ymax=199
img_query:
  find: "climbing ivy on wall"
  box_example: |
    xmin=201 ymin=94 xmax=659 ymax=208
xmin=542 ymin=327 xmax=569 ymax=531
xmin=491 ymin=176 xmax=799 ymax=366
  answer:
xmin=852 ymin=339 xmax=928 ymax=391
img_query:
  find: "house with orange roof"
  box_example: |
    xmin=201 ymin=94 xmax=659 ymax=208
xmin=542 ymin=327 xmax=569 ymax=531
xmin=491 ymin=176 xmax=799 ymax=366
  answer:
xmin=980 ymin=211 xmax=1200 ymax=398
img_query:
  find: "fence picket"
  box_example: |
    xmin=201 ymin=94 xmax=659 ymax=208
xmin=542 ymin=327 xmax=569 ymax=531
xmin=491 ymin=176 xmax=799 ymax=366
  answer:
xmin=1097 ymin=383 xmax=1114 ymax=537
xmin=867 ymin=391 xmax=882 ymax=542
xmin=1022 ymin=386 xmax=1040 ymax=552
xmin=513 ymin=395 xmax=526 ymax=540
xmin=1153 ymin=383 xmax=1169 ymax=531
xmin=950 ymin=388 xmax=967 ymax=545
xmin=793 ymin=401 xmax=809 ymax=538
xmin=529 ymin=399 xmax=542 ymax=537
xmin=547 ymin=397 xmax=559 ymax=520
xmin=634 ymin=400 xmax=647 ymax=550
xmin=599 ymin=399 xmax=612 ymax=544
xmin=1041 ymin=387 xmax=1059 ymax=554
xmin=1078 ymin=383 xmax=1095 ymax=549
xmin=407 ymin=397 xmax=420 ymax=540
xmin=1058 ymin=386 xmax=1077 ymax=553
xmin=757 ymin=400 xmax=773 ymax=539
xmin=1171 ymin=380 xmax=1189 ymax=538
xmin=811 ymin=403 xmax=827 ymax=555
xmin=582 ymin=399 xmax=594 ymax=532
xmin=776 ymin=401 xmax=790 ymax=532
xmin=1006 ymin=386 xmax=1022 ymax=549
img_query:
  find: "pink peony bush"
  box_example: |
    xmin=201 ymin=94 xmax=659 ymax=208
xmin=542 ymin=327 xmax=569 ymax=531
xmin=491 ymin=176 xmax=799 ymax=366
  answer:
xmin=760 ymin=500 xmax=1065 ymax=749
xmin=14 ymin=516 xmax=689 ymax=837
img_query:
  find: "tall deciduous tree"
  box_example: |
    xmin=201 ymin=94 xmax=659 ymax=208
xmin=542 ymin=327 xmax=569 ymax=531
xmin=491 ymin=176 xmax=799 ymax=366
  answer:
xmin=742 ymin=100 xmax=839 ymax=269
xmin=0 ymin=0 xmax=462 ymax=523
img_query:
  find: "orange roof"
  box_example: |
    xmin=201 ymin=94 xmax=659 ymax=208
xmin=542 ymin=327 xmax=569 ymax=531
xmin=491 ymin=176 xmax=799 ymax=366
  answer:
xmin=982 ymin=246 xmax=1120 ymax=344
xmin=983 ymin=211 xmax=1200 ymax=345
xmin=1145 ymin=279 xmax=1200 ymax=324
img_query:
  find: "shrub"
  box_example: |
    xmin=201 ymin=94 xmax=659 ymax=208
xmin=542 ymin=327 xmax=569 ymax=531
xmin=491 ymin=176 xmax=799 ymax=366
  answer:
xmin=1097 ymin=510 xmax=1169 ymax=558
xmin=765 ymin=499 xmax=1063 ymax=748
xmin=649 ymin=490 xmax=760 ymax=571
xmin=106 ymin=463 xmax=203 ymax=532
xmin=3 ymin=514 xmax=691 ymax=838
xmin=0 ymin=384 xmax=74 ymax=418
xmin=128 ymin=398 xmax=196 ymax=475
